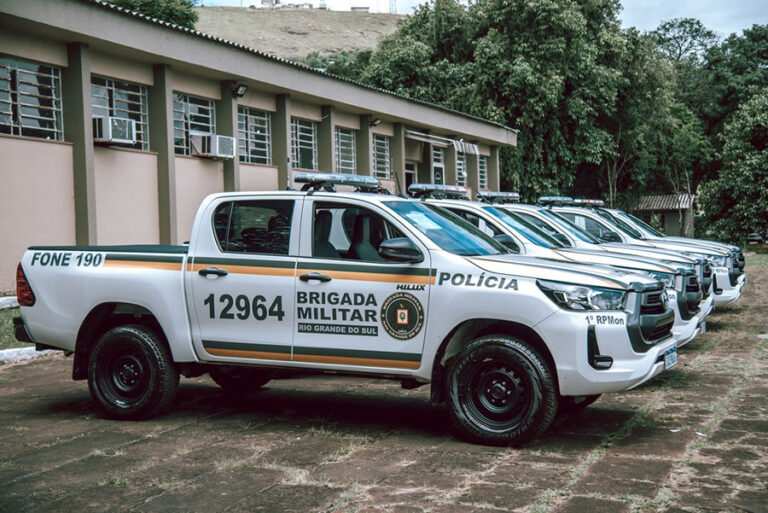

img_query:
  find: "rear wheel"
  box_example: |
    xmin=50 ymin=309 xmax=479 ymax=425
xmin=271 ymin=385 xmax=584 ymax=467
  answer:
xmin=208 ymin=366 xmax=273 ymax=392
xmin=88 ymin=325 xmax=179 ymax=419
xmin=446 ymin=335 xmax=557 ymax=446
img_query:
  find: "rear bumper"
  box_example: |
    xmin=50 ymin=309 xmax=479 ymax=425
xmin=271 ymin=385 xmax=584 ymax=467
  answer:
xmin=13 ymin=316 xmax=35 ymax=343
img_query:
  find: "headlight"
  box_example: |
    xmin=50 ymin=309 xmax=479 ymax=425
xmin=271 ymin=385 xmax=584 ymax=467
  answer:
xmin=537 ymin=280 xmax=627 ymax=311
xmin=648 ymin=272 xmax=676 ymax=289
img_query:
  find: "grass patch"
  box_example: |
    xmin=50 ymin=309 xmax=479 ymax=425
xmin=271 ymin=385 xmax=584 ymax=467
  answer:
xmin=0 ymin=308 xmax=32 ymax=351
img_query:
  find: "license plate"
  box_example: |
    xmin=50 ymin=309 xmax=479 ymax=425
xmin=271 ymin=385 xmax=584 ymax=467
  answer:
xmin=699 ymin=320 xmax=706 ymax=334
xmin=664 ymin=346 xmax=678 ymax=369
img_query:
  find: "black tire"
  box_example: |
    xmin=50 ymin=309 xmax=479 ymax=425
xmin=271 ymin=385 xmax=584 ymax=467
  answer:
xmin=88 ymin=325 xmax=179 ymax=420
xmin=208 ymin=366 xmax=273 ymax=392
xmin=558 ymin=394 xmax=601 ymax=415
xmin=446 ymin=335 xmax=557 ymax=446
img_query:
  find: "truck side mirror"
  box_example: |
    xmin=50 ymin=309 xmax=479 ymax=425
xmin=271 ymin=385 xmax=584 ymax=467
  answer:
xmin=493 ymin=234 xmax=520 ymax=253
xmin=379 ymin=238 xmax=424 ymax=263
xmin=600 ymin=230 xmax=622 ymax=243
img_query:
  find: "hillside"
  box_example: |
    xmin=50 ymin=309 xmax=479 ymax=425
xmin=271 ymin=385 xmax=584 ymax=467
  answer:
xmin=194 ymin=7 xmax=402 ymax=59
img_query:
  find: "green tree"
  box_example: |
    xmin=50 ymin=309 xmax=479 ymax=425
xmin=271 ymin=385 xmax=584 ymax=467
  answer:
xmin=298 ymin=50 xmax=372 ymax=81
xmin=699 ymin=89 xmax=768 ymax=244
xmin=106 ymin=0 xmax=198 ymax=29
xmin=651 ymin=18 xmax=718 ymax=62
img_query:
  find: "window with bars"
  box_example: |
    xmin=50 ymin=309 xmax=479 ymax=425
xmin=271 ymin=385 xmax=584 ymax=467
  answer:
xmin=291 ymin=117 xmax=317 ymax=170
xmin=0 ymin=56 xmax=63 ymax=140
xmin=238 ymin=106 xmax=271 ymax=165
xmin=479 ymin=155 xmax=488 ymax=189
xmin=432 ymin=146 xmax=445 ymax=184
xmin=173 ymin=93 xmax=215 ymax=155
xmin=372 ymin=134 xmax=390 ymax=179
xmin=334 ymin=127 xmax=356 ymax=174
xmin=91 ymin=75 xmax=148 ymax=150
xmin=456 ymin=153 xmax=467 ymax=186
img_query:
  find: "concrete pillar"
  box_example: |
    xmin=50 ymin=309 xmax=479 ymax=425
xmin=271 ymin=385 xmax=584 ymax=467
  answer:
xmin=445 ymin=143 xmax=458 ymax=185
xmin=357 ymin=115 xmax=373 ymax=176
xmin=147 ymin=64 xmax=177 ymax=244
xmin=273 ymin=94 xmax=291 ymax=189
xmin=391 ymin=123 xmax=406 ymax=195
xmin=489 ymin=145 xmax=501 ymax=192
xmin=61 ymin=42 xmax=96 ymax=245
xmin=418 ymin=143 xmax=433 ymax=183
xmin=217 ymin=80 xmax=240 ymax=191
xmin=318 ymin=105 xmax=336 ymax=173
xmin=466 ymin=151 xmax=480 ymax=199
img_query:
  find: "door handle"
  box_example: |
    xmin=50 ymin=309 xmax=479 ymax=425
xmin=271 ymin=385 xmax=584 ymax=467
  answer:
xmin=199 ymin=267 xmax=228 ymax=277
xmin=300 ymin=272 xmax=332 ymax=283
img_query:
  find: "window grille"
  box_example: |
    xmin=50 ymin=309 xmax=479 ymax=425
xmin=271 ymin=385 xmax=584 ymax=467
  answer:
xmin=457 ymin=153 xmax=467 ymax=186
xmin=238 ymin=106 xmax=271 ymax=165
xmin=173 ymin=93 xmax=215 ymax=155
xmin=372 ymin=134 xmax=390 ymax=179
xmin=0 ymin=56 xmax=63 ymax=140
xmin=91 ymin=75 xmax=148 ymax=150
xmin=334 ymin=127 xmax=356 ymax=173
xmin=432 ymin=146 xmax=445 ymax=184
xmin=479 ymin=155 xmax=488 ymax=189
xmin=291 ymin=117 xmax=317 ymax=170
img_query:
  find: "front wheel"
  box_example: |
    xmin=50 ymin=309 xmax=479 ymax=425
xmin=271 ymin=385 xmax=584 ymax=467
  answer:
xmin=446 ymin=335 xmax=557 ymax=446
xmin=88 ymin=325 xmax=179 ymax=419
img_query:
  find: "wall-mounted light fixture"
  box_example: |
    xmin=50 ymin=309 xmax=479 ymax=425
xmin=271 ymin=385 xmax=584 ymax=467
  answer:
xmin=369 ymin=117 xmax=382 ymax=127
xmin=232 ymin=83 xmax=248 ymax=98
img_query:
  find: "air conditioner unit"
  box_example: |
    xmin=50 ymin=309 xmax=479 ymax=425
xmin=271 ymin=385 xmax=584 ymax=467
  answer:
xmin=190 ymin=132 xmax=236 ymax=159
xmin=93 ymin=116 xmax=136 ymax=145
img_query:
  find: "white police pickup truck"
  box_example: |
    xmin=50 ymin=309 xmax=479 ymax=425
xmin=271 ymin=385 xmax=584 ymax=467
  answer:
xmin=14 ymin=174 xmax=677 ymax=446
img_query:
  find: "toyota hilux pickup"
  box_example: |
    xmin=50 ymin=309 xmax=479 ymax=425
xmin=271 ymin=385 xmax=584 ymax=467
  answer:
xmin=14 ymin=174 xmax=677 ymax=446
xmin=416 ymin=188 xmax=709 ymax=348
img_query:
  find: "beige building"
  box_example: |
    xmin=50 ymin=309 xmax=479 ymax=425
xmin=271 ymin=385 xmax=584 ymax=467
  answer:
xmin=0 ymin=0 xmax=517 ymax=293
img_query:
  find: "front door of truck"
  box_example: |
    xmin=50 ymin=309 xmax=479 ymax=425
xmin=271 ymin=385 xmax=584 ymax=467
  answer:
xmin=292 ymin=198 xmax=431 ymax=371
xmin=186 ymin=196 xmax=300 ymax=364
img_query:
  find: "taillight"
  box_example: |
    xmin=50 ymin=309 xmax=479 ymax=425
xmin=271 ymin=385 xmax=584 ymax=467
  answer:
xmin=16 ymin=263 xmax=35 ymax=307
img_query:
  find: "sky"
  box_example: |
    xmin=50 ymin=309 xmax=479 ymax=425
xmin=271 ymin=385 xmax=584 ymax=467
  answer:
xmin=201 ymin=0 xmax=767 ymax=37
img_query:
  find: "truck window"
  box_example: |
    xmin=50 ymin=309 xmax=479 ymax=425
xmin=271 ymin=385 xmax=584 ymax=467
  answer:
xmin=559 ymin=212 xmax=615 ymax=240
xmin=213 ymin=200 xmax=294 ymax=255
xmin=313 ymin=201 xmax=406 ymax=262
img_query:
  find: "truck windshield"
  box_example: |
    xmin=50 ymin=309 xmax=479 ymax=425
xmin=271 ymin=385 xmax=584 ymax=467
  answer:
xmin=482 ymin=207 xmax=565 ymax=248
xmin=595 ymin=210 xmax=644 ymax=239
xmin=385 ymin=201 xmax=508 ymax=256
xmin=621 ymin=211 xmax=665 ymax=237
xmin=539 ymin=209 xmax=601 ymax=244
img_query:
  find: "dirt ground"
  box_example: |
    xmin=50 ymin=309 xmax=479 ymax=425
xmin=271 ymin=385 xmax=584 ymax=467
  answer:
xmin=1 ymin=266 xmax=766 ymax=513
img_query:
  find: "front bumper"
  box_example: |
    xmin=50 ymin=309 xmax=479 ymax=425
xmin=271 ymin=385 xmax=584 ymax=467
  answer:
xmin=672 ymin=293 xmax=714 ymax=347
xmin=713 ymin=269 xmax=746 ymax=306
xmin=536 ymin=309 xmax=677 ymax=396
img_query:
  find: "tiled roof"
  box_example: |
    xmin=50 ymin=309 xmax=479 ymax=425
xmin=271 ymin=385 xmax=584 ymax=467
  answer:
xmin=82 ymin=0 xmax=517 ymax=134
xmin=635 ymin=194 xmax=694 ymax=211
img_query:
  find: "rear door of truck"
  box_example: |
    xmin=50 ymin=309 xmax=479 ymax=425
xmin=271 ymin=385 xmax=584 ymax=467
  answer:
xmin=185 ymin=195 xmax=302 ymax=364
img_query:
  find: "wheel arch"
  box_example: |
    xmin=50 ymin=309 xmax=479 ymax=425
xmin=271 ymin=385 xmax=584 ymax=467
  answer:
xmin=72 ymin=302 xmax=169 ymax=380
xmin=430 ymin=319 xmax=557 ymax=404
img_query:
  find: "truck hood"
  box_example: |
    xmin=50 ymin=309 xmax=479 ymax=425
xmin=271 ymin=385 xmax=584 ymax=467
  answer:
xmin=468 ymin=254 xmax=662 ymax=291
xmin=656 ymin=236 xmax=738 ymax=252
xmin=552 ymin=249 xmax=679 ymax=274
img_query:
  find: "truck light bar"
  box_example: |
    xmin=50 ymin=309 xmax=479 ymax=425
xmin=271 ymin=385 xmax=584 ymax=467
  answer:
xmin=294 ymin=172 xmax=382 ymax=192
xmin=571 ymin=198 xmax=606 ymax=207
xmin=408 ymin=183 xmax=469 ymax=200
xmin=538 ymin=196 xmax=574 ymax=206
xmin=477 ymin=191 xmax=521 ymax=204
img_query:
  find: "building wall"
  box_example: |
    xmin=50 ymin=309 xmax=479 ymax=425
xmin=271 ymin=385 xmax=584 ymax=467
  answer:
xmin=93 ymin=147 xmax=159 ymax=245
xmin=240 ymin=163 xmax=279 ymax=192
xmin=175 ymin=157 xmax=224 ymax=243
xmin=0 ymin=136 xmax=77 ymax=292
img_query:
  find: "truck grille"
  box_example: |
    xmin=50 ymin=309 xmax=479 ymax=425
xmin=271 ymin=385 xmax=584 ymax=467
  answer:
xmin=641 ymin=291 xmax=666 ymax=315
xmin=644 ymin=321 xmax=674 ymax=342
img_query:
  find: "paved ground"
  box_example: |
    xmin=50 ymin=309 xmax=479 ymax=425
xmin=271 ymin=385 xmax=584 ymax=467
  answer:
xmin=1 ymin=267 xmax=766 ymax=513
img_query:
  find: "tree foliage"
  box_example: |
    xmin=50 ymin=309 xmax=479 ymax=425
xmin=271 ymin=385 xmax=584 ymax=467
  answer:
xmin=107 ymin=0 xmax=198 ymax=29
xmin=699 ymin=90 xmax=768 ymax=244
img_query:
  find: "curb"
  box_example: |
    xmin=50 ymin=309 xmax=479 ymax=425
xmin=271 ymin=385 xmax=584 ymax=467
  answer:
xmin=0 ymin=296 xmax=18 ymax=310
xmin=0 ymin=347 xmax=56 ymax=365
